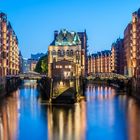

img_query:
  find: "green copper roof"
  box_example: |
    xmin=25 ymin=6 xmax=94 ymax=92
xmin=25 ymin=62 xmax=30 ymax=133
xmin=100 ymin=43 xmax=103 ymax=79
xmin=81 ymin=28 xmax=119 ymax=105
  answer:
xmin=55 ymin=29 xmax=81 ymax=46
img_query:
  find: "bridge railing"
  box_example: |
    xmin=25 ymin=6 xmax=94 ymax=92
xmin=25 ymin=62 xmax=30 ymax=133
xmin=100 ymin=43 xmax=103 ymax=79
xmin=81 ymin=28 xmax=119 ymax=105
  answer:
xmin=87 ymin=72 xmax=128 ymax=80
xmin=18 ymin=73 xmax=46 ymax=80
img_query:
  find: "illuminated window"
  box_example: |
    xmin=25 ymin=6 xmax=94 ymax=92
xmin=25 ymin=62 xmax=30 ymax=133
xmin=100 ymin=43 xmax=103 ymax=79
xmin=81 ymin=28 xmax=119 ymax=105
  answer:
xmin=76 ymin=50 xmax=79 ymax=55
xmin=56 ymin=65 xmax=59 ymax=68
xmin=56 ymin=65 xmax=62 ymax=68
xmin=64 ymin=71 xmax=71 ymax=78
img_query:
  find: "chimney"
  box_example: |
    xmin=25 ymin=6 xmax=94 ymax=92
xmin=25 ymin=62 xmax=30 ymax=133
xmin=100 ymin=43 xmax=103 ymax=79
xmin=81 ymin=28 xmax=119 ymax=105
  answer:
xmin=54 ymin=30 xmax=58 ymax=40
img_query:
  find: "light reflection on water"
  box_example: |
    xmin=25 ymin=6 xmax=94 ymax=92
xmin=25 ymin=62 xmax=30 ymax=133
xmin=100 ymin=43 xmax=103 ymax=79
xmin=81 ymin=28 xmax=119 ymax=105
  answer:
xmin=0 ymin=81 xmax=140 ymax=140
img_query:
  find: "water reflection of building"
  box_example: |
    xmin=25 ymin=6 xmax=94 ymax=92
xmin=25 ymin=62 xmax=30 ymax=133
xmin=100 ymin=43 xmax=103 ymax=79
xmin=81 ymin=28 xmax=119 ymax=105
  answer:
xmin=87 ymin=84 xmax=116 ymax=101
xmin=47 ymin=101 xmax=86 ymax=140
xmin=127 ymin=98 xmax=140 ymax=140
xmin=0 ymin=90 xmax=19 ymax=140
xmin=23 ymin=80 xmax=37 ymax=88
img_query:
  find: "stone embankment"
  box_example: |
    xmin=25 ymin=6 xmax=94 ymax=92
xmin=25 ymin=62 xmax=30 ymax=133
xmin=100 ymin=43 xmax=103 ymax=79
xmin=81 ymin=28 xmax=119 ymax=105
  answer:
xmin=0 ymin=77 xmax=21 ymax=98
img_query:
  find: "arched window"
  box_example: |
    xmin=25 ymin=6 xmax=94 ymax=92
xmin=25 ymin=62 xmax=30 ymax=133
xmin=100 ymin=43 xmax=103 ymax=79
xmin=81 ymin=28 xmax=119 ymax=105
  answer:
xmin=58 ymin=50 xmax=61 ymax=56
xmin=61 ymin=50 xmax=65 ymax=56
xmin=66 ymin=50 xmax=70 ymax=56
xmin=70 ymin=50 xmax=73 ymax=56
xmin=52 ymin=50 xmax=56 ymax=55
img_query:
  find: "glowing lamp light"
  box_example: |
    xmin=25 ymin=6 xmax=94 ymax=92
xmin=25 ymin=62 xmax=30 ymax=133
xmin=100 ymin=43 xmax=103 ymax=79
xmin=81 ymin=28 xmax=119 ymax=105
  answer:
xmin=60 ymin=81 xmax=63 ymax=86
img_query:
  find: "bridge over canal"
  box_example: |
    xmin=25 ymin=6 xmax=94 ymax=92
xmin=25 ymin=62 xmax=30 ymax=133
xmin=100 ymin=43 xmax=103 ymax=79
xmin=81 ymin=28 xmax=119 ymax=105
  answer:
xmin=6 ymin=71 xmax=46 ymax=80
xmin=87 ymin=72 xmax=128 ymax=80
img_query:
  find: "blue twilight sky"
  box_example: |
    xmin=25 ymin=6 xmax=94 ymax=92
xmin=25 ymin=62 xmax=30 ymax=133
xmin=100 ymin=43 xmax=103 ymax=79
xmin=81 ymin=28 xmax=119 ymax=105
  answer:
xmin=0 ymin=0 xmax=140 ymax=58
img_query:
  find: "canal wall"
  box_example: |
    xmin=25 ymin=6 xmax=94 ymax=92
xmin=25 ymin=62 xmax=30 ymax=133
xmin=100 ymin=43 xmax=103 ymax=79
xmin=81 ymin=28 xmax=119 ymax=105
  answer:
xmin=0 ymin=77 xmax=21 ymax=98
xmin=0 ymin=78 xmax=6 ymax=98
xmin=6 ymin=77 xmax=21 ymax=94
xmin=37 ymin=77 xmax=51 ymax=99
xmin=130 ymin=78 xmax=140 ymax=100
xmin=38 ymin=77 xmax=86 ymax=103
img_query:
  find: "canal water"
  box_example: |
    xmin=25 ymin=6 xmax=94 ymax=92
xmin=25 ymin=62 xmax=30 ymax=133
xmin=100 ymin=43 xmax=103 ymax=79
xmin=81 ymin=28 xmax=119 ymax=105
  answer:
xmin=0 ymin=80 xmax=140 ymax=140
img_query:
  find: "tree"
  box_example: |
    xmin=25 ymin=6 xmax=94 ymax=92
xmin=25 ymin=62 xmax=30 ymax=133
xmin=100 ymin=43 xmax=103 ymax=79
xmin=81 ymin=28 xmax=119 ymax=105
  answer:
xmin=41 ymin=59 xmax=48 ymax=73
xmin=35 ymin=54 xmax=48 ymax=74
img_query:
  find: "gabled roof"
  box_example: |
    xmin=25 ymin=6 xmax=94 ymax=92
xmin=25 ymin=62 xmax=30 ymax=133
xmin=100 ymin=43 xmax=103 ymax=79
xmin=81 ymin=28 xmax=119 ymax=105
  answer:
xmin=51 ymin=29 xmax=81 ymax=46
